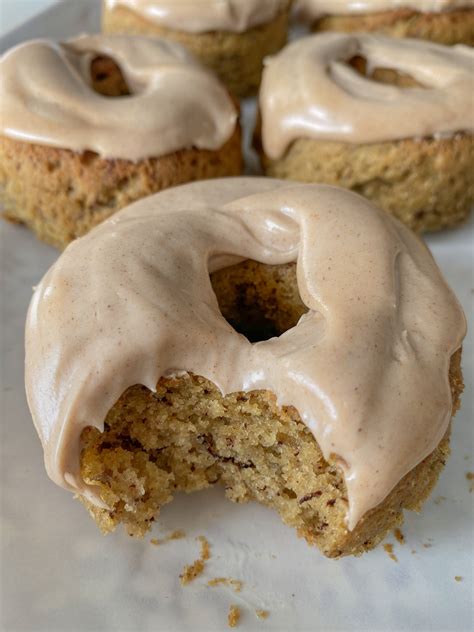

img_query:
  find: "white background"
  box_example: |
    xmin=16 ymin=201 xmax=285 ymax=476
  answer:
xmin=0 ymin=2 xmax=473 ymax=631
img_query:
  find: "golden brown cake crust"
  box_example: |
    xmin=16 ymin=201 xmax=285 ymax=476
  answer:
xmin=256 ymin=131 xmax=474 ymax=233
xmin=78 ymin=261 xmax=464 ymax=558
xmin=312 ymin=8 xmax=474 ymax=45
xmin=0 ymin=50 xmax=242 ymax=248
xmin=0 ymin=127 xmax=242 ymax=249
xmin=102 ymin=2 xmax=292 ymax=96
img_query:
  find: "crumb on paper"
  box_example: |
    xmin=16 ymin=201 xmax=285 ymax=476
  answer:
xmin=179 ymin=535 xmax=211 ymax=586
xmin=208 ymin=577 xmax=243 ymax=593
xmin=466 ymin=472 xmax=474 ymax=492
xmin=180 ymin=559 xmax=205 ymax=585
xmin=150 ymin=530 xmax=186 ymax=546
xmin=198 ymin=535 xmax=211 ymax=561
xmin=393 ymin=528 xmax=405 ymax=544
xmin=256 ymin=609 xmax=270 ymax=620
xmin=454 ymin=576 xmax=463 ymax=582
xmin=434 ymin=495 xmax=447 ymax=505
xmin=383 ymin=543 xmax=398 ymax=562
xmin=411 ymin=549 xmax=417 ymax=555
xmin=423 ymin=543 xmax=432 ymax=549
xmin=228 ymin=605 xmax=241 ymax=628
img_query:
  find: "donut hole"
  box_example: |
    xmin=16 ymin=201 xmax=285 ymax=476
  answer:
xmin=90 ymin=55 xmax=130 ymax=97
xmin=348 ymin=55 xmax=425 ymax=89
xmin=210 ymin=260 xmax=308 ymax=343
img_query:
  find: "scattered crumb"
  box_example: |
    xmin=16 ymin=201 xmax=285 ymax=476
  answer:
xmin=208 ymin=577 xmax=243 ymax=593
xmin=198 ymin=535 xmax=211 ymax=561
xmin=256 ymin=609 xmax=270 ymax=620
xmin=150 ymin=530 xmax=186 ymax=546
xmin=454 ymin=576 xmax=463 ymax=583
xmin=434 ymin=495 xmax=447 ymax=505
xmin=422 ymin=543 xmax=432 ymax=549
xmin=464 ymin=455 xmax=470 ymax=461
xmin=466 ymin=472 xmax=474 ymax=492
xmin=228 ymin=605 xmax=241 ymax=628
xmin=180 ymin=559 xmax=205 ymax=585
xmin=393 ymin=528 xmax=405 ymax=544
xmin=411 ymin=549 xmax=417 ymax=555
xmin=180 ymin=535 xmax=211 ymax=585
xmin=383 ymin=543 xmax=398 ymax=562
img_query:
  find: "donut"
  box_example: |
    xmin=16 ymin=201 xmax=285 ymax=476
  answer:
xmin=296 ymin=0 xmax=474 ymax=45
xmin=102 ymin=0 xmax=292 ymax=96
xmin=0 ymin=35 xmax=241 ymax=248
xmin=25 ymin=178 xmax=466 ymax=558
xmin=256 ymin=33 xmax=474 ymax=232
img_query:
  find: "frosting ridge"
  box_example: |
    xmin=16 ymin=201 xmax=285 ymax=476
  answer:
xmin=297 ymin=0 xmax=474 ymax=18
xmin=0 ymin=35 xmax=237 ymax=161
xmin=25 ymin=178 xmax=466 ymax=529
xmin=259 ymin=33 xmax=474 ymax=159
xmin=105 ymin=0 xmax=286 ymax=33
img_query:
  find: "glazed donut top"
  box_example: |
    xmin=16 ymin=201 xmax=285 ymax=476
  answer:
xmin=105 ymin=0 xmax=287 ymax=33
xmin=25 ymin=178 xmax=465 ymax=530
xmin=297 ymin=0 xmax=474 ymax=18
xmin=0 ymin=35 xmax=236 ymax=161
xmin=260 ymin=33 xmax=474 ymax=159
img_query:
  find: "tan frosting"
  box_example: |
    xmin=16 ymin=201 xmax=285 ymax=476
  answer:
xmin=25 ymin=178 xmax=465 ymax=530
xmin=297 ymin=0 xmax=474 ymax=18
xmin=260 ymin=33 xmax=474 ymax=159
xmin=105 ymin=0 xmax=286 ymax=33
xmin=0 ymin=35 xmax=236 ymax=161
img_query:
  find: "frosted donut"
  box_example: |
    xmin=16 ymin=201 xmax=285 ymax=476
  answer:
xmin=102 ymin=0 xmax=293 ymax=96
xmin=256 ymin=33 xmax=474 ymax=232
xmin=0 ymin=34 xmax=241 ymax=248
xmin=296 ymin=0 xmax=474 ymax=45
xmin=25 ymin=178 xmax=465 ymax=558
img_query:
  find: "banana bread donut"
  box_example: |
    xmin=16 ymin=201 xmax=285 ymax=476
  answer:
xmin=25 ymin=178 xmax=466 ymax=558
xmin=296 ymin=0 xmax=474 ymax=45
xmin=102 ymin=0 xmax=292 ymax=96
xmin=0 ymin=35 xmax=241 ymax=248
xmin=256 ymin=33 xmax=474 ymax=232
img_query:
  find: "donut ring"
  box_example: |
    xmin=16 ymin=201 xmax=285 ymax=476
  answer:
xmin=259 ymin=33 xmax=474 ymax=158
xmin=257 ymin=33 xmax=474 ymax=231
xmin=0 ymin=34 xmax=237 ymax=161
xmin=25 ymin=178 xmax=465 ymax=549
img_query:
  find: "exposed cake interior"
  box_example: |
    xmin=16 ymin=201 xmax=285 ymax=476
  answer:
xmin=79 ymin=261 xmax=461 ymax=558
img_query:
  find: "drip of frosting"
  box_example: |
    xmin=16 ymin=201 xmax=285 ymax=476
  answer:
xmin=297 ymin=0 xmax=474 ymax=19
xmin=0 ymin=35 xmax=236 ymax=161
xmin=260 ymin=33 xmax=474 ymax=159
xmin=25 ymin=178 xmax=466 ymax=530
xmin=105 ymin=0 xmax=286 ymax=33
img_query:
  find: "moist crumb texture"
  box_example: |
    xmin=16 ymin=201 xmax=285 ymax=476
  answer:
xmin=0 ymin=55 xmax=242 ymax=248
xmin=102 ymin=2 xmax=292 ymax=97
xmin=312 ymin=9 xmax=474 ymax=45
xmin=79 ymin=261 xmax=464 ymax=558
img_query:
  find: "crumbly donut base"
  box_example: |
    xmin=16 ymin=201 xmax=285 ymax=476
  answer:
xmin=257 ymin=133 xmax=474 ymax=233
xmin=79 ymin=262 xmax=464 ymax=558
xmin=0 ymin=129 xmax=242 ymax=249
xmin=312 ymin=8 xmax=474 ymax=45
xmin=102 ymin=2 xmax=292 ymax=97
xmin=0 ymin=52 xmax=242 ymax=249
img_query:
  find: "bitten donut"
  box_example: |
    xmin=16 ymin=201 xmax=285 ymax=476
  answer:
xmin=256 ymin=33 xmax=474 ymax=232
xmin=102 ymin=0 xmax=292 ymax=96
xmin=296 ymin=0 xmax=474 ymax=45
xmin=0 ymin=35 xmax=241 ymax=248
xmin=25 ymin=178 xmax=466 ymax=558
